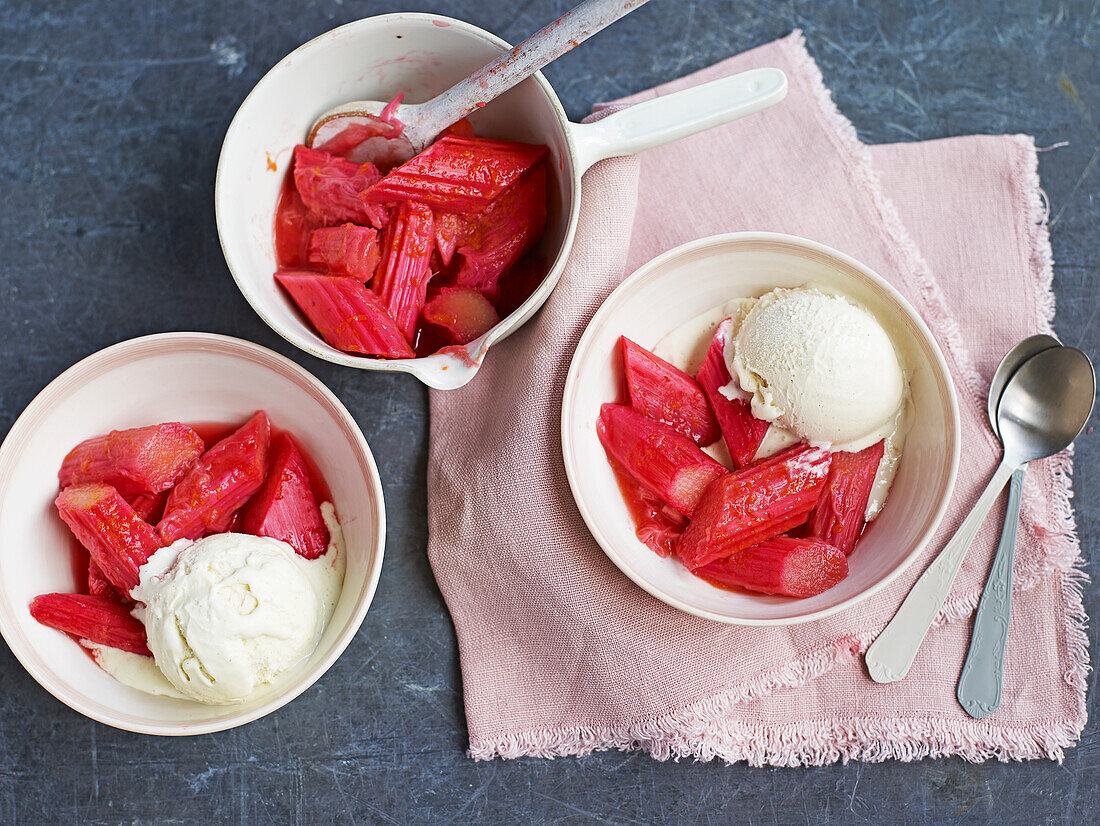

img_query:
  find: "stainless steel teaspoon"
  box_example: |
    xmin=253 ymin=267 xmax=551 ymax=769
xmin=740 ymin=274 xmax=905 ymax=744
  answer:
xmin=955 ymin=335 xmax=1060 ymax=717
xmin=865 ymin=346 xmax=1094 ymax=684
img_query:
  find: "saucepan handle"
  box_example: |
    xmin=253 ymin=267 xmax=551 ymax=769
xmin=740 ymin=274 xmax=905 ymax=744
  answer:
xmin=568 ymin=67 xmax=788 ymax=173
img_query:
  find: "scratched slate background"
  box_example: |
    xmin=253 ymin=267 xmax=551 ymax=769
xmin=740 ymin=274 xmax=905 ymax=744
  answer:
xmin=1 ymin=0 xmax=1097 ymax=823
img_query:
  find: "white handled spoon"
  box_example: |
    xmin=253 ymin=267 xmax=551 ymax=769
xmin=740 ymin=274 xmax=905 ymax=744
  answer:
xmin=308 ymin=0 xmax=652 ymax=164
xmin=865 ymin=345 xmax=1094 ymax=685
xmin=955 ymin=334 xmax=1060 ymax=717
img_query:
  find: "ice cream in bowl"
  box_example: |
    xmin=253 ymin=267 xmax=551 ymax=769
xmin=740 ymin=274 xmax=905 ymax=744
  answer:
xmin=562 ymin=233 xmax=959 ymax=625
xmin=0 ymin=333 xmax=385 ymax=733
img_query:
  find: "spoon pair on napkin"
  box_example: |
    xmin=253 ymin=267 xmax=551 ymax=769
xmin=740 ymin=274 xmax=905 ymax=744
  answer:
xmin=866 ymin=336 xmax=1094 ymax=718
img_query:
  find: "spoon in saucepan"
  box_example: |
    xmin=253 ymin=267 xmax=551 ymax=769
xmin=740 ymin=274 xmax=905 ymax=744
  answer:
xmin=865 ymin=345 xmax=1095 ymax=685
xmin=308 ymin=0 xmax=652 ymax=166
xmin=955 ymin=335 xmax=1060 ymax=717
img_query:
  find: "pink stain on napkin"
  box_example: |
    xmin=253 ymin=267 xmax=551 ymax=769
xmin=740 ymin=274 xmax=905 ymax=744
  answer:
xmin=426 ymin=32 xmax=1087 ymax=764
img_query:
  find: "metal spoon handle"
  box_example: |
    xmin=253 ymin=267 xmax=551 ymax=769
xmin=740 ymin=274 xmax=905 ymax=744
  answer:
xmin=957 ymin=465 xmax=1026 ymax=717
xmin=866 ymin=460 xmax=1017 ymax=683
xmin=415 ymin=0 xmax=650 ymax=140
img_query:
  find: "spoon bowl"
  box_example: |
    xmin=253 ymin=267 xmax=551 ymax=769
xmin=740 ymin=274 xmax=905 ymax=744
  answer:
xmin=997 ymin=346 xmax=1095 ymax=462
xmin=987 ymin=334 xmax=1060 ymax=436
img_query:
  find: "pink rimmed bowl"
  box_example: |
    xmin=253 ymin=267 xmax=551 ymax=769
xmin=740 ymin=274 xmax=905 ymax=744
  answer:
xmin=562 ymin=233 xmax=960 ymax=625
xmin=0 ymin=333 xmax=385 ymax=734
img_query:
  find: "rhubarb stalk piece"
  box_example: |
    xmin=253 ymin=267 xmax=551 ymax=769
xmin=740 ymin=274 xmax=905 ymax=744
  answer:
xmin=373 ymin=201 xmax=435 ymax=343
xmin=597 ymin=404 xmax=727 ymax=519
xmin=676 ymin=444 xmax=831 ymax=571
xmin=276 ymin=271 xmax=415 ymax=358
xmin=31 ymin=593 xmax=152 ymax=656
xmin=240 ymin=433 xmax=330 ymax=560
xmin=55 ymin=484 xmax=164 ymax=594
xmin=621 ymin=336 xmax=720 ymax=446
xmin=807 ymin=441 xmax=886 ymax=555
xmin=307 ymin=223 xmax=381 ymax=282
xmin=360 ymin=135 xmax=548 ymax=213
xmin=695 ymin=319 xmax=770 ymax=467
xmin=697 ymin=536 xmax=848 ymax=597
xmin=293 ymin=145 xmax=381 ymax=226
xmin=421 ymin=287 xmax=500 ymax=345
xmin=453 ymin=163 xmax=547 ymax=301
xmin=157 ymin=411 xmax=271 ymax=544
xmin=58 ymin=423 xmax=204 ymax=496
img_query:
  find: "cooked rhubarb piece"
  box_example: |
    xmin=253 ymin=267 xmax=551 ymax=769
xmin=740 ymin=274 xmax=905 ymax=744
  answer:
xmin=240 ymin=433 xmax=329 ymax=559
xmin=695 ymin=319 xmax=770 ymax=467
xmin=30 ymin=593 xmax=151 ymax=656
xmin=274 ymin=181 xmax=319 ymax=268
xmin=275 ymin=271 xmax=415 ymax=358
xmin=124 ymin=490 xmax=168 ymax=524
xmin=360 ymin=135 xmax=548 ymax=213
xmin=808 ymin=440 xmax=886 ymax=554
xmin=307 ymin=223 xmax=381 ymax=282
xmin=697 ymin=536 xmax=848 ymax=597
xmin=58 ymin=423 xmax=204 ymax=497
xmin=621 ymin=336 xmax=720 ymax=446
xmin=676 ymin=444 xmax=831 ymax=571
xmin=454 ymin=163 xmax=547 ymax=301
xmin=88 ymin=560 xmax=125 ymax=602
xmin=158 ymin=412 xmax=271 ymax=544
xmin=293 ymin=145 xmax=381 ymax=226
xmin=597 ymin=404 xmax=727 ymax=519
xmin=373 ymin=201 xmax=435 ymax=343
xmin=422 ymin=287 xmax=500 ymax=345
xmin=608 ymin=457 xmax=687 ymax=558
xmin=56 ymin=484 xmax=164 ymax=594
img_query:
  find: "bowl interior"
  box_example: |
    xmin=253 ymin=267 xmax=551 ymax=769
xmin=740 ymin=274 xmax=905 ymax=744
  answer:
xmin=0 ymin=334 xmax=385 ymax=733
xmin=216 ymin=14 xmax=575 ymax=371
xmin=562 ymin=234 xmax=959 ymax=624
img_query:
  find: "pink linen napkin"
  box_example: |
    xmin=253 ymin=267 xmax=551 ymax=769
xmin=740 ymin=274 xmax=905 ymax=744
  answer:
xmin=426 ymin=31 xmax=1087 ymax=764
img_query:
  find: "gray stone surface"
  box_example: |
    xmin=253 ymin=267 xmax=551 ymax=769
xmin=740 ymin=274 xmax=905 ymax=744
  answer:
xmin=0 ymin=0 xmax=1097 ymax=822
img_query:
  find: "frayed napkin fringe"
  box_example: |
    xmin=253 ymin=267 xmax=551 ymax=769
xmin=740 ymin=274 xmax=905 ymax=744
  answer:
xmin=469 ymin=634 xmax=872 ymax=761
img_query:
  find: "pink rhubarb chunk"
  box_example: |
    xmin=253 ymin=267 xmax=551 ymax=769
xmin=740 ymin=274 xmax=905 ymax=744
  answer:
xmin=453 ymin=163 xmax=547 ymax=301
xmin=597 ymin=403 xmax=727 ymax=519
xmin=276 ymin=270 xmax=415 ymax=358
xmin=421 ymin=287 xmax=500 ymax=345
xmin=360 ymin=135 xmax=548 ymax=214
xmin=56 ymin=483 xmax=164 ymax=594
xmin=157 ymin=412 xmax=271 ymax=544
xmin=373 ymin=200 xmax=435 ymax=343
xmin=240 ymin=433 xmax=329 ymax=559
xmin=307 ymin=223 xmax=381 ymax=282
xmin=695 ymin=318 xmax=770 ymax=468
xmin=58 ymin=423 xmax=204 ymax=496
xmin=621 ymin=336 xmax=720 ymax=446
xmin=697 ymin=536 xmax=849 ymax=597
xmin=807 ymin=440 xmax=886 ymax=555
xmin=30 ymin=593 xmax=152 ymax=656
xmin=676 ymin=444 xmax=832 ymax=571
xmin=293 ymin=145 xmax=381 ymax=226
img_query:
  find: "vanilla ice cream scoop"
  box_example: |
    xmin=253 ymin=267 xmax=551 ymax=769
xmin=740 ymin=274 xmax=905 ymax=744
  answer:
xmin=728 ymin=287 xmax=906 ymax=451
xmin=132 ymin=533 xmax=327 ymax=704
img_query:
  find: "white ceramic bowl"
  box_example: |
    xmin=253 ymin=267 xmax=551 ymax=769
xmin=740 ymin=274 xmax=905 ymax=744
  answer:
xmin=562 ymin=233 xmax=960 ymax=625
xmin=215 ymin=13 xmax=787 ymax=389
xmin=0 ymin=333 xmax=385 ymax=734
